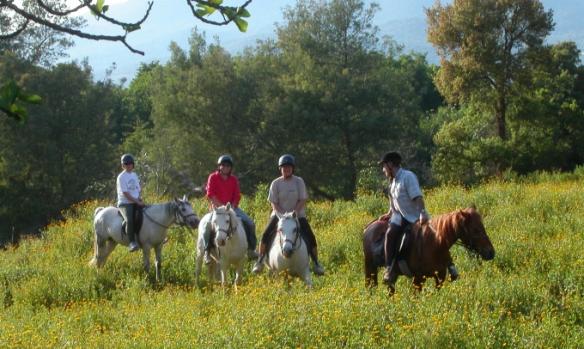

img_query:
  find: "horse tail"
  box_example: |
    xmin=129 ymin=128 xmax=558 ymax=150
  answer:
xmin=94 ymin=207 xmax=105 ymax=217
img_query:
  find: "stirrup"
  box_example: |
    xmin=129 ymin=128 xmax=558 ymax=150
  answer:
xmin=128 ymin=241 xmax=139 ymax=252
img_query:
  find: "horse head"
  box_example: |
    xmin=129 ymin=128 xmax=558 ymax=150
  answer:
xmin=277 ymin=212 xmax=301 ymax=258
xmin=173 ymin=195 xmax=200 ymax=228
xmin=212 ymin=204 xmax=237 ymax=247
xmin=457 ymin=207 xmax=495 ymax=260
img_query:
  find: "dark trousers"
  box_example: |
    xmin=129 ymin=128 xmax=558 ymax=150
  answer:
xmin=384 ymin=221 xmax=408 ymax=268
xmin=119 ymin=203 xmax=138 ymax=243
xmin=260 ymin=216 xmax=318 ymax=254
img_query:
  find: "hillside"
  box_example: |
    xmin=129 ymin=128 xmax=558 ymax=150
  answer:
xmin=1 ymin=170 xmax=583 ymax=347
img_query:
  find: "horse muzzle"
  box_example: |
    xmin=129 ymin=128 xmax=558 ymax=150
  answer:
xmin=282 ymin=246 xmax=293 ymax=258
xmin=481 ymin=248 xmax=495 ymax=261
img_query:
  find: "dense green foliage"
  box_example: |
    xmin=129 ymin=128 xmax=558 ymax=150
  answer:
xmin=1 ymin=171 xmax=583 ymax=347
xmin=1 ymin=0 xmax=584 ymax=244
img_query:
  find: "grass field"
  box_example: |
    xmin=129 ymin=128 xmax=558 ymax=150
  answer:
xmin=1 ymin=171 xmax=583 ymax=348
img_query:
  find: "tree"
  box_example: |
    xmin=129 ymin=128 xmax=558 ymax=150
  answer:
xmin=426 ymin=0 xmax=554 ymax=141
xmin=0 ymin=57 xmax=121 ymax=241
xmin=275 ymin=0 xmax=429 ymax=198
xmin=0 ymin=0 xmax=254 ymax=121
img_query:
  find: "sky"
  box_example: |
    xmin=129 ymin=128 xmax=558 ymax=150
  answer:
xmin=64 ymin=0 xmax=430 ymax=82
xmin=62 ymin=0 xmax=583 ymax=83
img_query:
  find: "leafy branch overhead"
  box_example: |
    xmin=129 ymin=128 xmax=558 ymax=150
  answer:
xmin=0 ymin=0 xmax=253 ymax=121
xmin=0 ymin=81 xmax=42 ymax=123
xmin=0 ymin=0 xmax=253 ymax=55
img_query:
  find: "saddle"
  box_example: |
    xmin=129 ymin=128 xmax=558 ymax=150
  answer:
xmin=119 ymin=206 xmax=144 ymax=237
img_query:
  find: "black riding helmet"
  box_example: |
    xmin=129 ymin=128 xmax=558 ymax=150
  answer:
xmin=217 ymin=154 xmax=233 ymax=166
xmin=378 ymin=152 xmax=402 ymax=166
xmin=278 ymin=154 xmax=295 ymax=167
xmin=121 ymin=154 xmax=135 ymax=165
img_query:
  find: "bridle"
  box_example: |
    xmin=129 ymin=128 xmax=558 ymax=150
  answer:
xmin=174 ymin=201 xmax=198 ymax=227
xmin=278 ymin=217 xmax=301 ymax=255
xmin=212 ymin=210 xmax=236 ymax=240
xmin=143 ymin=201 xmax=197 ymax=229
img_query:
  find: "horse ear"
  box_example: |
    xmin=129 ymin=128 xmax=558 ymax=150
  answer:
xmin=292 ymin=211 xmax=297 ymax=218
xmin=226 ymin=202 xmax=231 ymax=210
xmin=470 ymin=203 xmax=477 ymax=211
xmin=182 ymin=194 xmax=188 ymax=202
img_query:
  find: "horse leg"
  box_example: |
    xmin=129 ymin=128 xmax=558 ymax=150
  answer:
xmin=142 ymin=245 xmax=151 ymax=276
xmin=301 ymin=267 xmax=313 ymax=288
xmin=434 ymin=269 xmax=447 ymax=290
xmin=194 ymin=247 xmax=203 ymax=287
xmin=364 ymin=255 xmax=378 ymax=288
xmin=154 ymin=244 xmax=163 ymax=283
xmin=91 ymin=237 xmax=117 ymax=268
xmin=234 ymin=260 xmax=244 ymax=286
xmin=413 ymin=275 xmax=425 ymax=292
xmin=220 ymin=263 xmax=228 ymax=287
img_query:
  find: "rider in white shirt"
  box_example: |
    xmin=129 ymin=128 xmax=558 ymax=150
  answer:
xmin=116 ymin=154 xmax=145 ymax=252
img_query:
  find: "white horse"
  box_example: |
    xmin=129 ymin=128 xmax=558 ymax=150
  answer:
xmin=266 ymin=212 xmax=312 ymax=287
xmin=195 ymin=203 xmax=248 ymax=287
xmin=90 ymin=196 xmax=199 ymax=282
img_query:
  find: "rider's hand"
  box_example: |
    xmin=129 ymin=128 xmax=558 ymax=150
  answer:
xmin=419 ymin=209 xmax=430 ymax=224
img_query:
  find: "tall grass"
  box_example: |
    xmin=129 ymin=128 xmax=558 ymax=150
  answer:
xmin=1 ymin=172 xmax=583 ymax=348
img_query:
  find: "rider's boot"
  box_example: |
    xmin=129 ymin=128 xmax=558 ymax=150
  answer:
xmin=448 ymin=263 xmax=459 ymax=281
xmin=127 ymin=228 xmax=139 ymax=252
xmin=252 ymin=243 xmax=266 ymax=274
xmin=310 ymin=247 xmax=325 ymax=276
xmin=247 ymin=249 xmax=259 ymax=260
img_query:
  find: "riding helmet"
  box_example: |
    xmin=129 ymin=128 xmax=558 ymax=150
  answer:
xmin=121 ymin=154 xmax=135 ymax=165
xmin=217 ymin=154 xmax=234 ymax=166
xmin=278 ymin=154 xmax=295 ymax=167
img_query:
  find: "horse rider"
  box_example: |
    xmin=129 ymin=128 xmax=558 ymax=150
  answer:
xmin=202 ymin=154 xmax=258 ymax=264
xmin=379 ymin=152 xmax=459 ymax=286
xmin=116 ymin=153 xmax=145 ymax=252
xmin=378 ymin=151 xmax=431 ymax=286
xmin=252 ymin=154 xmax=325 ymax=276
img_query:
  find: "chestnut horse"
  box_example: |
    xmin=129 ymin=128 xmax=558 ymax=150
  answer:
xmin=363 ymin=206 xmax=495 ymax=292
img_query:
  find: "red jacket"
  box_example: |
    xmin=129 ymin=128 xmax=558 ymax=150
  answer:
xmin=206 ymin=171 xmax=241 ymax=207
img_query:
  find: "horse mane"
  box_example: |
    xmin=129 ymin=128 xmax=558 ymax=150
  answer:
xmin=428 ymin=207 xmax=477 ymax=246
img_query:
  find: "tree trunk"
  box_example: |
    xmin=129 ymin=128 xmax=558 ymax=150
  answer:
xmin=496 ymin=94 xmax=507 ymax=140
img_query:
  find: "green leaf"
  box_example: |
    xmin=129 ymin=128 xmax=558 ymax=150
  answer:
xmin=195 ymin=9 xmax=208 ymax=17
xmin=209 ymin=0 xmax=223 ymax=5
xmin=196 ymin=4 xmax=215 ymax=15
xmin=1 ymin=80 xmax=19 ymax=105
xmin=102 ymin=4 xmax=109 ymax=13
xmin=223 ymin=7 xmax=236 ymax=19
xmin=96 ymin=0 xmax=104 ymax=12
xmin=234 ymin=17 xmax=248 ymax=32
xmin=19 ymin=93 xmax=42 ymax=104
xmin=237 ymin=7 xmax=251 ymax=18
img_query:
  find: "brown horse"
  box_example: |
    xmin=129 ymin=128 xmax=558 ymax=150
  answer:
xmin=363 ymin=206 xmax=495 ymax=292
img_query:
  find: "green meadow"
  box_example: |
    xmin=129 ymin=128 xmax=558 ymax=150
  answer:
xmin=1 ymin=171 xmax=583 ymax=348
